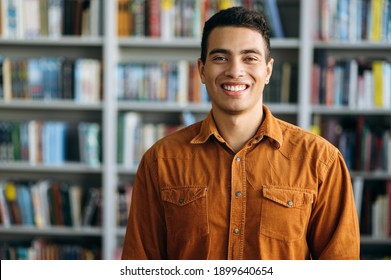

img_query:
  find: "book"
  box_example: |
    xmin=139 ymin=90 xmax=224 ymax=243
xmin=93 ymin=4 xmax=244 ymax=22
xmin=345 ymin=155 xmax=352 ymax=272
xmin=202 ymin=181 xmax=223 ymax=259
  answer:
xmin=0 ymin=181 xmax=11 ymax=226
xmin=89 ymin=0 xmax=100 ymax=36
xmin=0 ymin=57 xmax=3 ymax=99
xmin=16 ymin=183 xmax=34 ymax=226
xmin=263 ymin=0 xmax=285 ymax=38
xmin=0 ymin=121 xmax=12 ymax=161
xmin=61 ymin=58 xmax=74 ymax=99
xmin=48 ymin=0 xmax=63 ymax=37
xmin=131 ymin=0 xmax=145 ymax=37
xmin=28 ymin=120 xmax=39 ymax=165
xmin=69 ymin=184 xmax=82 ymax=227
xmin=60 ymin=182 xmax=72 ymax=226
xmin=371 ymin=0 xmax=383 ymax=41
xmin=117 ymin=185 xmax=128 ymax=227
xmin=4 ymin=181 xmax=21 ymax=225
xmin=39 ymin=0 xmax=49 ymax=36
xmin=353 ymin=178 xmax=364 ymax=221
xmin=22 ymin=0 xmax=40 ymax=38
xmin=2 ymin=57 xmax=12 ymax=101
xmin=11 ymin=122 xmax=21 ymax=161
xmin=160 ymin=0 xmax=175 ymax=40
xmin=43 ymin=57 xmax=62 ymax=100
xmin=147 ymin=0 xmax=160 ymax=37
xmin=82 ymin=187 xmax=100 ymax=226
xmin=78 ymin=122 xmax=100 ymax=167
xmin=372 ymin=60 xmax=384 ymax=108
xmin=73 ymin=0 xmax=83 ymax=36
xmin=48 ymin=181 xmax=64 ymax=225
xmin=27 ymin=59 xmax=43 ymax=99
xmin=142 ymin=123 xmax=156 ymax=153
xmin=74 ymin=58 xmax=101 ymax=103
xmin=0 ymin=0 xmax=2 ymax=37
xmin=117 ymin=0 xmax=130 ymax=37
xmin=122 ymin=112 xmax=142 ymax=169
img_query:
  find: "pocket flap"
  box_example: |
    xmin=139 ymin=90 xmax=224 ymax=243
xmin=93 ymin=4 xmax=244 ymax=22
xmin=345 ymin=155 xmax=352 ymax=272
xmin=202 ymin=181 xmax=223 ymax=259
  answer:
xmin=161 ymin=186 xmax=207 ymax=206
xmin=262 ymin=186 xmax=314 ymax=208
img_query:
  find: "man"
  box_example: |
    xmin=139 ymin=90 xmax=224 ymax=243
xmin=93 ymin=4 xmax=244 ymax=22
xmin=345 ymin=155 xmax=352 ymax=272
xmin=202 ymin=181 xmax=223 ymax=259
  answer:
xmin=121 ymin=6 xmax=360 ymax=260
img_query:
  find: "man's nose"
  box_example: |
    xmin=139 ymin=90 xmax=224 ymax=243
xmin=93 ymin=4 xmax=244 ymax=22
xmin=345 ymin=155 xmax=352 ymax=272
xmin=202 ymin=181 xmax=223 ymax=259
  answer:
xmin=224 ymin=59 xmax=244 ymax=78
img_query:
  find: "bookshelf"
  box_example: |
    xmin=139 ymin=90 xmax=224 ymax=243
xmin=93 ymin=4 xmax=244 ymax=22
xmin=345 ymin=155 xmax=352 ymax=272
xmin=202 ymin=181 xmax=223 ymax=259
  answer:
xmin=0 ymin=0 xmax=390 ymax=260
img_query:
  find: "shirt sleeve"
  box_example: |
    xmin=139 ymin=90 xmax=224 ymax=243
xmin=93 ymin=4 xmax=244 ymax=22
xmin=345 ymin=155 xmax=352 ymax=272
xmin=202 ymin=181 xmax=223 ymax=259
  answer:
xmin=121 ymin=154 xmax=167 ymax=260
xmin=307 ymin=150 xmax=360 ymax=259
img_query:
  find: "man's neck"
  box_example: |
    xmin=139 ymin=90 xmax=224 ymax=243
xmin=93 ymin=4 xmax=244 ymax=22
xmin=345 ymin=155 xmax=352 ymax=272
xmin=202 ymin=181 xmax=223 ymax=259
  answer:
xmin=212 ymin=107 xmax=264 ymax=153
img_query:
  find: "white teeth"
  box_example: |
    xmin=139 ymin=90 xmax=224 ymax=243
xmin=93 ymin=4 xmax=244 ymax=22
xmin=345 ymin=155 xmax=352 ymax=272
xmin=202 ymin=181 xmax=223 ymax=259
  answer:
xmin=223 ymin=85 xmax=246 ymax=92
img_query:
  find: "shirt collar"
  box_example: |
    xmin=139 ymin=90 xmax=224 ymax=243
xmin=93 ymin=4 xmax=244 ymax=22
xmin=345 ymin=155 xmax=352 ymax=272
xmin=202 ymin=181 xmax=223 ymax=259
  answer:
xmin=190 ymin=105 xmax=283 ymax=149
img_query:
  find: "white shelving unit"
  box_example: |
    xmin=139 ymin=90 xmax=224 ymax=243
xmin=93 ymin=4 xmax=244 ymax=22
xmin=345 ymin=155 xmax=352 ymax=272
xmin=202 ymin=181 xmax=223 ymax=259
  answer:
xmin=1 ymin=0 xmax=390 ymax=260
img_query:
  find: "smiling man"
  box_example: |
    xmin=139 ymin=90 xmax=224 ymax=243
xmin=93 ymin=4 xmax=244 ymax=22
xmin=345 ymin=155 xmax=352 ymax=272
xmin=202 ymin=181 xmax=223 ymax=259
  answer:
xmin=121 ymin=7 xmax=360 ymax=260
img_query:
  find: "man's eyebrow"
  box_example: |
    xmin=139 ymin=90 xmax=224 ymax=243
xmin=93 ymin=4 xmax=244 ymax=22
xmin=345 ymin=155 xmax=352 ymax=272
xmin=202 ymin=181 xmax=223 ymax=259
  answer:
xmin=241 ymin=49 xmax=262 ymax=55
xmin=208 ymin=48 xmax=263 ymax=56
xmin=208 ymin=48 xmax=231 ymax=56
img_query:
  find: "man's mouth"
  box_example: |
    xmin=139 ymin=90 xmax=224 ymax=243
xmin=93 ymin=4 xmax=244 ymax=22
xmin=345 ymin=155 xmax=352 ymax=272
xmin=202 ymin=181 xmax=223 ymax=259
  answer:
xmin=222 ymin=84 xmax=248 ymax=92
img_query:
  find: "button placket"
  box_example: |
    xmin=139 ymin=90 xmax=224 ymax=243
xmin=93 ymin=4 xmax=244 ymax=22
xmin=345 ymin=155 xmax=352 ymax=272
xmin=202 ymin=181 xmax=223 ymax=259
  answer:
xmin=228 ymin=152 xmax=246 ymax=259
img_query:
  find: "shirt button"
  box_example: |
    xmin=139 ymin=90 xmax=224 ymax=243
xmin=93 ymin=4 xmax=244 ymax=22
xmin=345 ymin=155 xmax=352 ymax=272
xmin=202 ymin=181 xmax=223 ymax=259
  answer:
xmin=235 ymin=157 xmax=241 ymax=162
xmin=178 ymin=198 xmax=185 ymax=204
xmin=233 ymin=228 xmax=240 ymax=234
xmin=287 ymin=200 xmax=293 ymax=207
xmin=235 ymin=191 xmax=242 ymax=197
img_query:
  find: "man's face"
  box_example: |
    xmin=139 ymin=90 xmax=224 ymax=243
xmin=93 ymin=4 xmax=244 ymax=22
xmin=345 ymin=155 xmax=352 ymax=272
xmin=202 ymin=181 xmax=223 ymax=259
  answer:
xmin=198 ymin=26 xmax=273 ymax=115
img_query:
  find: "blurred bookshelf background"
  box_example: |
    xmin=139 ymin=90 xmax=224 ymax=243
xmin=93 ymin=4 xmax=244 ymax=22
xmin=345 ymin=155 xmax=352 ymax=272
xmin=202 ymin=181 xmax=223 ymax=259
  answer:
xmin=0 ymin=0 xmax=390 ymax=260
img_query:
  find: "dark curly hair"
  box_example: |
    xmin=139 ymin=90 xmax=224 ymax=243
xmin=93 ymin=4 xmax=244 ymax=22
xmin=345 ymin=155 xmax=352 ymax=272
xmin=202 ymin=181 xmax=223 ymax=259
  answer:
xmin=200 ymin=6 xmax=271 ymax=64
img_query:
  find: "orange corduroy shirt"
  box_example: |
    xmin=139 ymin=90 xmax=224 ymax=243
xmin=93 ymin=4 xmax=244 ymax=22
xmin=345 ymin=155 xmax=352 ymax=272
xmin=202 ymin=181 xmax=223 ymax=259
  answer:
xmin=121 ymin=105 xmax=360 ymax=260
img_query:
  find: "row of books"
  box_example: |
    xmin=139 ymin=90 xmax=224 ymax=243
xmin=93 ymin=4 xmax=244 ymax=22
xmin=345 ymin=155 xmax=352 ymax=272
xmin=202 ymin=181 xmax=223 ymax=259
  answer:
xmin=313 ymin=116 xmax=391 ymax=172
xmin=116 ymin=60 xmax=298 ymax=104
xmin=0 ymin=56 xmax=102 ymax=103
xmin=116 ymin=61 xmax=209 ymax=104
xmin=117 ymin=182 xmax=133 ymax=227
xmin=117 ymin=112 xmax=182 ymax=169
xmin=0 ymin=120 xmax=101 ymax=166
xmin=353 ymin=180 xmax=391 ymax=238
xmin=312 ymin=52 xmax=391 ymax=109
xmin=0 ymin=179 xmax=102 ymax=228
xmin=314 ymin=0 xmax=391 ymax=42
xmin=117 ymin=0 xmax=285 ymax=39
xmin=263 ymin=61 xmax=298 ymax=104
xmin=0 ymin=239 xmax=101 ymax=260
xmin=0 ymin=120 xmax=67 ymax=165
xmin=0 ymin=0 xmax=101 ymax=39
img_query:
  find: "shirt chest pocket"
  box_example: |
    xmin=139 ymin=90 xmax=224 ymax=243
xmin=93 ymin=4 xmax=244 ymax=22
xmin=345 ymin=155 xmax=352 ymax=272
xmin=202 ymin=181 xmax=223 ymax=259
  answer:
xmin=161 ymin=186 xmax=209 ymax=240
xmin=260 ymin=186 xmax=314 ymax=242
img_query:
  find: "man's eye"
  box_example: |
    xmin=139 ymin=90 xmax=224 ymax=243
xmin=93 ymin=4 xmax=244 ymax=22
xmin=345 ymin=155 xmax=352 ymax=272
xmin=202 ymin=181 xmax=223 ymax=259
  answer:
xmin=244 ymin=57 xmax=258 ymax=62
xmin=213 ymin=56 xmax=228 ymax=61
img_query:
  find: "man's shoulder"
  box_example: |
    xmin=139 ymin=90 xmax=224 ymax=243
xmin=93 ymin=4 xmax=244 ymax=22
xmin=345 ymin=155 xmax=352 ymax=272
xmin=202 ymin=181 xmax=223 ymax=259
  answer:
xmin=144 ymin=121 xmax=202 ymax=158
xmin=277 ymin=118 xmax=338 ymax=159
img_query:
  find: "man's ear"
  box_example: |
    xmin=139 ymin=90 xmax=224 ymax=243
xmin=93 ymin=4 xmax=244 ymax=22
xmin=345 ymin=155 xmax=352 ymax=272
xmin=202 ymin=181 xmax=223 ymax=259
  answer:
xmin=197 ymin=58 xmax=206 ymax=84
xmin=266 ymin=58 xmax=274 ymax=79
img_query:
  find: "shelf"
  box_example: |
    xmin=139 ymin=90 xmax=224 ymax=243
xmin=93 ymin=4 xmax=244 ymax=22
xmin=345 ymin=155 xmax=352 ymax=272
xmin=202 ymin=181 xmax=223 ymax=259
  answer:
xmin=0 ymin=162 xmax=102 ymax=174
xmin=117 ymin=101 xmax=298 ymax=114
xmin=0 ymin=100 xmax=103 ymax=111
xmin=117 ymin=166 xmax=138 ymax=176
xmin=1 ymin=0 xmax=390 ymax=260
xmin=118 ymin=37 xmax=300 ymax=49
xmin=117 ymin=101 xmax=211 ymax=113
xmin=360 ymin=236 xmax=391 ymax=245
xmin=314 ymin=40 xmax=391 ymax=50
xmin=311 ymin=105 xmax=391 ymax=116
xmin=0 ymin=225 xmax=102 ymax=237
xmin=0 ymin=37 xmax=103 ymax=47
xmin=350 ymin=171 xmax=391 ymax=180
